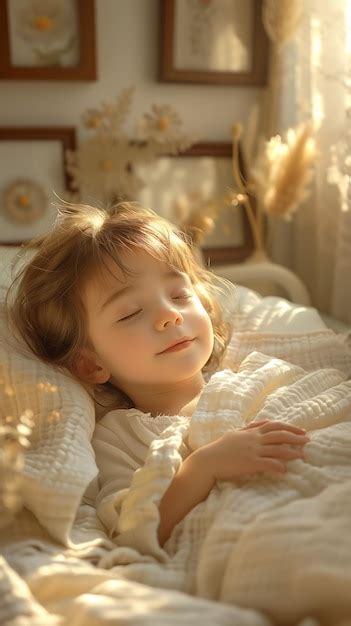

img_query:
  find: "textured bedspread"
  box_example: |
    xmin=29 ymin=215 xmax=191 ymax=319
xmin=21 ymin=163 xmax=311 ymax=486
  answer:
xmin=2 ymin=295 xmax=351 ymax=626
xmin=1 ymin=505 xmax=268 ymax=626
xmin=96 ymin=352 xmax=351 ymax=626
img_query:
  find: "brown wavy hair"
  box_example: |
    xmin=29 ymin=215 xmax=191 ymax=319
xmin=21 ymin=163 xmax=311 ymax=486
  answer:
xmin=6 ymin=201 xmax=235 ymax=414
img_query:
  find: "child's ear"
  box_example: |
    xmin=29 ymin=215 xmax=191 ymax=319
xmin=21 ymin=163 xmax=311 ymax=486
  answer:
xmin=73 ymin=350 xmax=110 ymax=385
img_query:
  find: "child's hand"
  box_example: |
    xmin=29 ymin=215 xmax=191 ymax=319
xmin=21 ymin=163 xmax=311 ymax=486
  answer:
xmin=158 ymin=419 xmax=308 ymax=545
xmin=200 ymin=420 xmax=309 ymax=481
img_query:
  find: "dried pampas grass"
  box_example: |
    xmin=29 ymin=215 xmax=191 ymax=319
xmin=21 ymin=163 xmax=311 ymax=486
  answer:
xmin=253 ymin=122 xmax=317 ymax=219
xmin=263 ymin=0 xmax=303 ymax=47
xmin=173 ymin=190 xmax=235 ymax=245
xmin=175 ymin=121 xmax=316 ymax=254
xmin=242 ymin=103 xmax=260 ymax=170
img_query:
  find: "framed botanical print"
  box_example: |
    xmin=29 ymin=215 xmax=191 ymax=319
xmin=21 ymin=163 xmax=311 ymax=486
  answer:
xmin=159 ymin=0 xmax=269 ymax=86
xmin=136 ymin=142 xmax=253 ymax=265
xmin=0 ymin=126 xmax=76 ymax=245
xmin=0 ymin=0 xmax=97 ymax=80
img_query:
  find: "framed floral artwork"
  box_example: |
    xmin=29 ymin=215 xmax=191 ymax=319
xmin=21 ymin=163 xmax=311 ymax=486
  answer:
xmin=136 ymin=142 xmax=253 ymax=265
xmin=0 ymin=126 xmax=76 ymax=245
xmin=159 ymin=0 xmax=269 ymax=86
xmin=0 ymin=0 xmax=96 ymax=80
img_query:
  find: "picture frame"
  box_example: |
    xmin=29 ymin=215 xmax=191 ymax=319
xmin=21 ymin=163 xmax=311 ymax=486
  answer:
xmin=0 ymin=126 xmax=76 ymax=245
xmin=136 ymin=142 xmax=253 ymax=265
xmin=0 ymin=0 xmax=97 ymax=80
xmin=159 ymin=0 xmax=269 ymax=86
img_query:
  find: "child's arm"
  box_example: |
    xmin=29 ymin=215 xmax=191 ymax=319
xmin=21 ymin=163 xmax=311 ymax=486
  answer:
xmin=158 ymin=420 xmax=309 ymax=546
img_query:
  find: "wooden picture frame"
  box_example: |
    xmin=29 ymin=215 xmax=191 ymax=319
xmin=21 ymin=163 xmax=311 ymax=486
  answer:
xmin=0 ymin=0 xmax=97 ymax=80
xmin=136 ymin=142 xmax=253 ymax=265
xmin=159 ymin=0 xmax=269 ymax=86
xmin=0 ymin=126 xmax=76 ymax=245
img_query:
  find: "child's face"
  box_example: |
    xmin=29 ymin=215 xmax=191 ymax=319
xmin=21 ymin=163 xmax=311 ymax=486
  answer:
xmin=81 ymin=250 xmax=214 ymax=395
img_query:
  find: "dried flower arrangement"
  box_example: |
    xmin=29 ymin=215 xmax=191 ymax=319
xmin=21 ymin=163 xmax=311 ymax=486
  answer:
xmin=233 ymin=121 xmax=317 ymax=257
xmin=0 ymin=410 xmax=34 ymax=513
xmin=173 ymin=180 xmax=240 ymax=248
xmin=65 ymin=87 xmax=194 ymax=205
xmin=175 ymin=0 xmax=317 ymax=257
xmin=0 ymin=372 xmax=59 ymax=515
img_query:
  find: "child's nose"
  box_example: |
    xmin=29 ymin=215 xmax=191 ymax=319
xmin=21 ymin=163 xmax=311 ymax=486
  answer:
xmin=154 ymin=305 xmax=183 ymax=330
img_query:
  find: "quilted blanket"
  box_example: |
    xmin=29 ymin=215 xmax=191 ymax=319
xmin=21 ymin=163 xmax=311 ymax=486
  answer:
xmin=2 ymin=274 xmax=351 ymax=625
xmin=97 ymin=351 xmax=351 ymax=626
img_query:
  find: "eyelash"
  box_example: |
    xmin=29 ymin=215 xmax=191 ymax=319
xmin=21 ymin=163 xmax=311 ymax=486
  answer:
xmin=117 ymin=293 xmax=193 ymax=322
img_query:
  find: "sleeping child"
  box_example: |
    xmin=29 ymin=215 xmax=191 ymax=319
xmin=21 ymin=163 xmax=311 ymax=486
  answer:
xmin=6 ymin=201 xmax=351 ymax=625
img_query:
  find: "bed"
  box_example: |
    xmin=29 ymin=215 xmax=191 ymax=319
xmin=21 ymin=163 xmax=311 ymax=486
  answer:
xmin=1 ymin=246 xmax=351 ymax=626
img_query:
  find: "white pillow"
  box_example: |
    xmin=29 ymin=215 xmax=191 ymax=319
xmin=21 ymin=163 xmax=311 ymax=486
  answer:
xmin=230 ymin=285 xmax=328 ymax=334
xmin=221 ymin=285 xmax=351 ymax=377
xmin=0 ymin=247 xmax=98 ymax=545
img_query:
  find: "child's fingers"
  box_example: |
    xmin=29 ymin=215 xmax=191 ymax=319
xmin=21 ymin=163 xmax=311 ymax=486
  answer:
xmin=241 ymin=420 xmax=270 ymax=430
xmin=260 ymin=444 xmax=305 ymax=460
xmin=262 ymin=431 xmax=309 ymax=446
xmin=259 ymin=421 xmax=307 ymax=435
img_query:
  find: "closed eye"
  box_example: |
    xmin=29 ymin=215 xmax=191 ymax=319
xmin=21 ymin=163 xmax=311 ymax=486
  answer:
xmin=173 ymin=292 xmax=193 ymax=300
xmin=118 ymin=310 xmax=142 ymax=322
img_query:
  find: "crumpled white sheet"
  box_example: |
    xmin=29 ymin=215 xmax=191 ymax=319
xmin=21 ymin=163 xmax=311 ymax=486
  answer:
xmin=0 ymin=552 xmax=272 ymax=626
xmin=96 ymin=352 xmax=351 ymax=626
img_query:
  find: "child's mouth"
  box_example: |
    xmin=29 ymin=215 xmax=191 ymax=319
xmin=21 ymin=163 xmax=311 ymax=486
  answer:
xmin=159 ymin=338 xmax=194 ymax=354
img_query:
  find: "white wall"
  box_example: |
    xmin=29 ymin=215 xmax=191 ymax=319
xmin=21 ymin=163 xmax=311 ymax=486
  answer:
xmin=0 ymin=0 xmax=264 ymax=142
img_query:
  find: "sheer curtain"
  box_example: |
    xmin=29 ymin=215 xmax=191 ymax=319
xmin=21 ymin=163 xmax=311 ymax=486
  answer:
xmin=269 ymin=0 xmax=351 ymax=324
